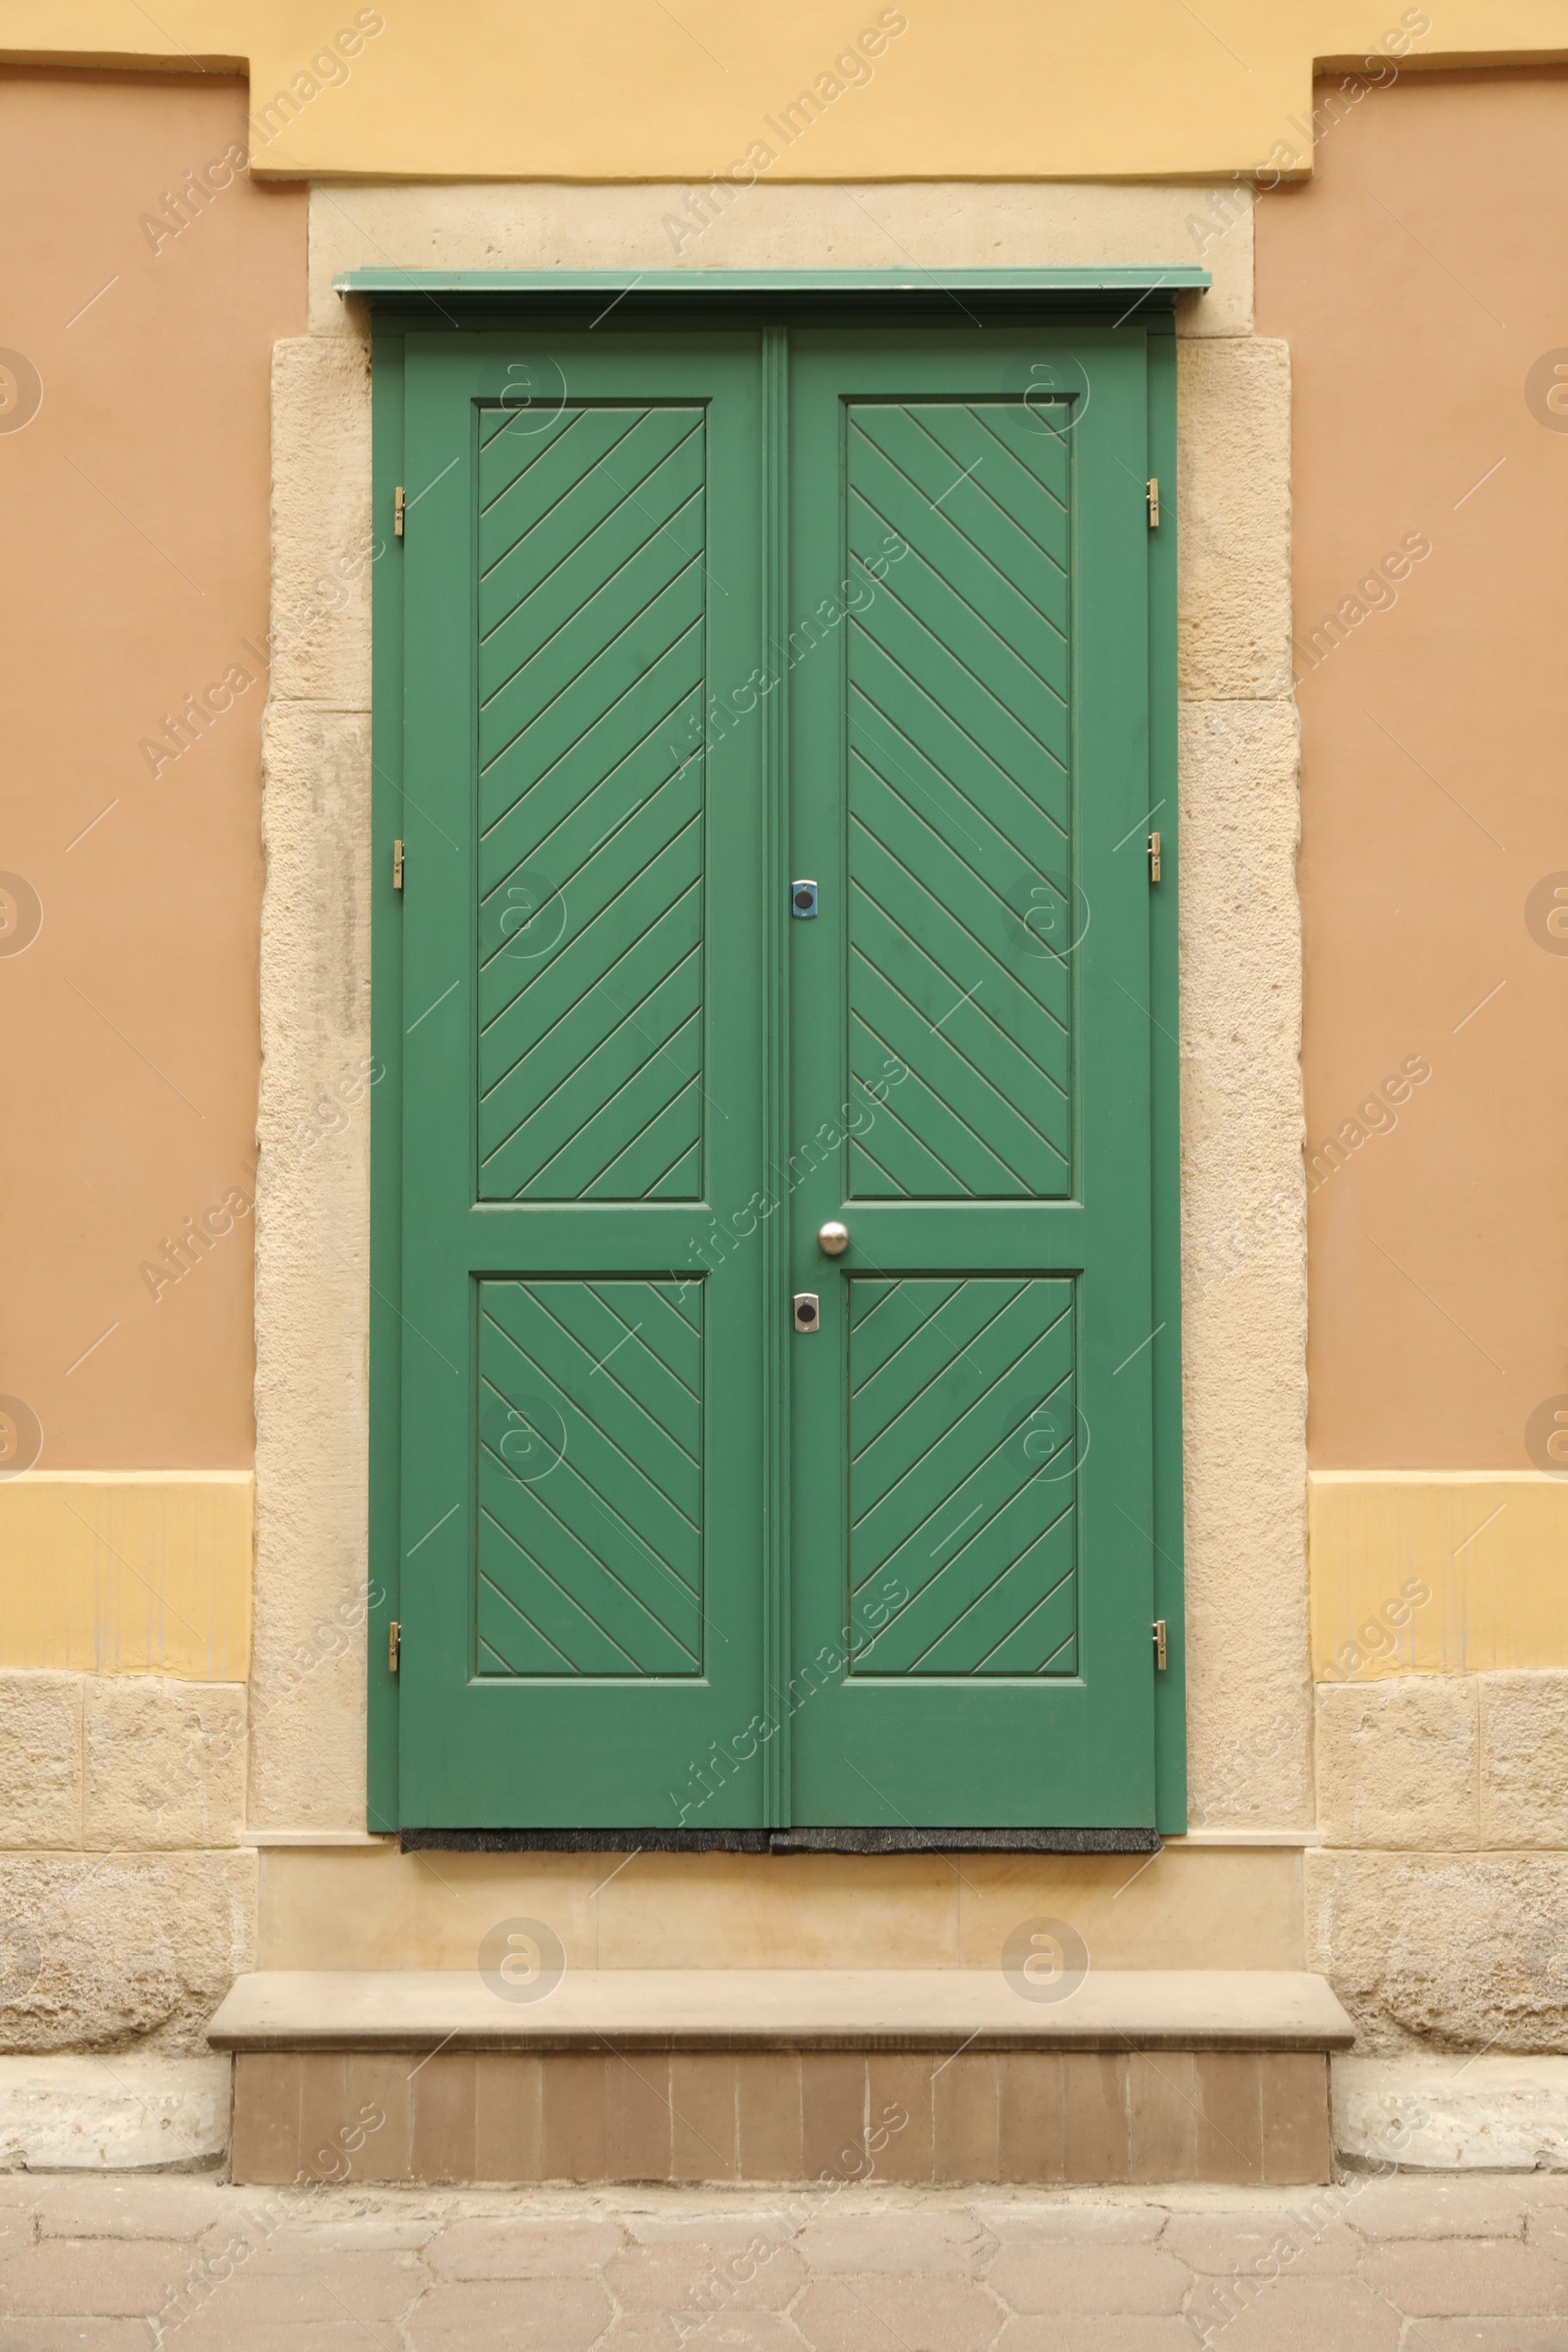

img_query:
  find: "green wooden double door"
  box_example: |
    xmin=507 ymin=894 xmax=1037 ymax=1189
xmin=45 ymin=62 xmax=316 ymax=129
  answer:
xmin=391 ymin=318 xmax=1173 ymax=1833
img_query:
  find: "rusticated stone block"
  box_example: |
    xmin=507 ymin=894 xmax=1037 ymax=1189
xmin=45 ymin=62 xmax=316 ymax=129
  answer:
xmin=1178 ymin=334 xmax=1293 ymax=700
xmin=0 ymin=1850 xmax=256 ymax=2052
xmin=1307 ymin=1849 xmax=1568 ymax=2053
xmin=1482 ymin=1673 xmax=1568 ymax=1848
xmin=1316 ymin=1677 xmax=1479 ymax=1849
xmin=269 ymin=335 xmax=372 ymax=709
xmin=0 ymin=1675 xmax=80 ymax=1849
xmin=83 ymin=1677 xmax=246 ymax=1850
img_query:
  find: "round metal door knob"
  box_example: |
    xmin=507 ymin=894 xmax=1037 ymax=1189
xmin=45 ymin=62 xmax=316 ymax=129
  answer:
xmin=817 ymin=1221 xmax=851 ymax=1256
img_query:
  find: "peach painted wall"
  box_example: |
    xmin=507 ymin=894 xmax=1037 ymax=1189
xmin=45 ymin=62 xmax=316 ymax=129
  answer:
xmin=0 ymin=71 xmax=305 ymax=1467
xmin=1256 ymin=68 xmax=1568 ymax=1471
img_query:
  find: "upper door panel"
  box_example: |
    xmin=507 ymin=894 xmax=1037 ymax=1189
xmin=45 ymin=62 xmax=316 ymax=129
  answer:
xmin=846 ymin=399 xmax=1073 ymax=1200
xmin=476 ymin=401 xmax=708 ymax=1202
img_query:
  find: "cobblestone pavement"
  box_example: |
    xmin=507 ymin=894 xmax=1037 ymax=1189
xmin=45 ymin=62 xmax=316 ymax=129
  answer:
xmin=0 ymin=2171 xmax=1567 ymax=2348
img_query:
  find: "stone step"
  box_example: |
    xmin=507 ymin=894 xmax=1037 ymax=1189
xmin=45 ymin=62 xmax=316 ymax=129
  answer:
xmin=212 ymin=1966 xmax=1352 ymax=2053
xmin=214 ymin=1969 xmax=1351 ymax=2187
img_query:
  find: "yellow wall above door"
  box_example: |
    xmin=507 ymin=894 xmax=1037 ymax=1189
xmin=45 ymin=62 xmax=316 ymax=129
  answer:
xmin=1310 ymin=1475 xmax=1568 ymax=1681
xmin=2 ymin=3 xmax=1565 ymax=182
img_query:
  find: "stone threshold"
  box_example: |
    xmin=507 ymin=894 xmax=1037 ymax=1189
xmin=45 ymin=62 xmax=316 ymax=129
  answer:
xmin=210 ymin=1968 xmax=1354 ymax=2056
xmin=240 ymin=1827 xmax=1321 ymax=1848
xmin=402 ymin=1826 xmax=1163 ymax=1856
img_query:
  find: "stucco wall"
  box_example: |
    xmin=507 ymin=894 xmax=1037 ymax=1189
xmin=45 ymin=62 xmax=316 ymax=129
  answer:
xmin=1259 ymin=67 xmax=1568 ymax=1475
xmin=0 ymin=68 xmax=301 ymax=2055
xmin=1257 ymin=67 xmax=1568 ymax=2050
xmin=0 ymin=68 xmax=304 ymax=1474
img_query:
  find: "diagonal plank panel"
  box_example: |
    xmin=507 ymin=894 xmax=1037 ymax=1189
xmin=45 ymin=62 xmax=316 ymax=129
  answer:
xmin=477 ymin=1278 xmax=704 ymax=1677
xmin=849 ymin=1277 xmax=1078 ymax=1675
xmin=847 ymin=402 xmax=1074 ymax=1198
xmin=477 ymin=404 xmax=707 ymax=1200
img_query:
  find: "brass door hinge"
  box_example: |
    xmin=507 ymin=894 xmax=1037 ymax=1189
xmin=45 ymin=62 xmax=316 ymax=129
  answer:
xmin=393 ymin=486 xmax=406 ymax=538
xmin=392 ymin=839 xmax=405 ymax=892
xmin=1148 ymin=830 xmax=1162 ymax=884
xmin=388 ymin=1619 xmax=402 ymax=1673
xmin=1146 ymin=476 xmax=1160 ymax=529
xmin=1152 ymin=1618 xmax=1168 ymax=1672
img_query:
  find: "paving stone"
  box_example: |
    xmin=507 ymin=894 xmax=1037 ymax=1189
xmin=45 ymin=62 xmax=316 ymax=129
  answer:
xmin=427 ymin=2215 xmax=623 ymax=2277
xmin=606 ymin=2236 xmax=805 ymax=2310
xmin=161 ymin=2244 xmax=426 ymax=2328
xmin=1344 ymin=2175 xmax=1530 ymax=2239
xmin=32 ymin=2176 xmax=242 ymax=2240
xmin=974 ymin=2201 xmax=1167 ymax=2244
xmin=0 ymin=2326 xmax=156 ymax=2350
xmin=8 ymin=2171 xmax=1568 ymax=2348
xmin=0 ymin=2236 xmax=191 ymax=2317
xmin=794 ymin=2209 xmax=988 ymax=2273
xmin=599 ymin=2317 xmax=801 ymax=2352
xmin=177 ymin=2324 xmax=402 ymax=2352
xmin=794 ymin=2275 xmax=1003 ymax=2352
xmin=1161 ymin=2210 xmax=1360 ymax=2276
xmin=404 ymin=2277 xmax=614 ymax=2350
xmin=988 ymin=2243 xmax=1188 ymax=2316
xmin=280 ymin=2213 xmax=444 ymax=2248
xmin=1363 ymin=2236 xmax=1568 ymax=2316
xmin=1187 ymin=2264 xmax=1322 ymax=2342
xmin=993 ymin=2324 xmax=1207 ymax=2352
xmin=1404 ymin=2326 xmax=1568 ymax=2349
xmin=622 ymin=2209 xmax=800 ymax=2243
xmin=439 ymin=2190 xmax=542 ymax=2219
xmin=291 ymin=2184 xmax=454 ymax=2230
xmin=1211 ymin=2275 xmax=1414 ymax=2350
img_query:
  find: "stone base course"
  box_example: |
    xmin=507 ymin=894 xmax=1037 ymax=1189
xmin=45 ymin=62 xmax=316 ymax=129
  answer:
xmin=0 ymin=2055 xmax=230 ymax=2170
xmin=0 ymin=2173 xmax=1553 ymax=2346
xmin=1335 ymin=2054 xmax=1568 ymax=2173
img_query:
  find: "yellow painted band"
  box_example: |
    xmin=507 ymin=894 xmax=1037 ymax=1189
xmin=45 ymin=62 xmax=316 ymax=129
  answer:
xmin=0 ymin=1473 xmax=253 ymax=1680
xmin=1309 ymin=1472 xmax=1568 ymax=1681
xmin=0 ymin=4 xmax=1560 ymax=182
